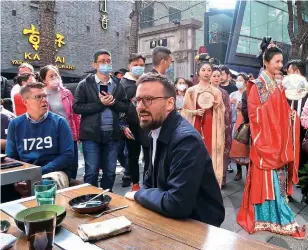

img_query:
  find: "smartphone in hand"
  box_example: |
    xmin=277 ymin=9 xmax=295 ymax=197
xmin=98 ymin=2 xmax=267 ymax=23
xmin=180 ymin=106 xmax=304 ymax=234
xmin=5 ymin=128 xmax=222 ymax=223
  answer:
xmin=100 ymin=85 xmax=109 ymax=95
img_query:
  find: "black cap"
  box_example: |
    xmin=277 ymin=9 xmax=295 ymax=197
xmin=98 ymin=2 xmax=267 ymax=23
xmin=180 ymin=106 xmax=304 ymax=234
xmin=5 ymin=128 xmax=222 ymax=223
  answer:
xmin=114 ymin=68 xmax=128 ymax=76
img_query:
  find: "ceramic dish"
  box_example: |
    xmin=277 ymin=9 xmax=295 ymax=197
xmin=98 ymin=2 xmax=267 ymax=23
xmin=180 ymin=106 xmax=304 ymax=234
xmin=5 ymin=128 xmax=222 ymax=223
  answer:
xmin=69 ymin=194 xmax=112 ymax=214
xmin=14 ymin=205 xmax=66 ymax=232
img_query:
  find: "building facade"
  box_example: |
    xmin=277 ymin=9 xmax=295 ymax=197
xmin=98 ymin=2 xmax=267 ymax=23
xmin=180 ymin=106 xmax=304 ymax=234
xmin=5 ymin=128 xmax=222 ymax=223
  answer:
xmin=205 ymin=1 xmax=308 ymax=76
xmin=139 ymin=0 xmax=206 ymax=80
xmin=140 ymin=0 xmax=207 ymax=49
xmin=1 ymin=0 xmax=132 ymax=80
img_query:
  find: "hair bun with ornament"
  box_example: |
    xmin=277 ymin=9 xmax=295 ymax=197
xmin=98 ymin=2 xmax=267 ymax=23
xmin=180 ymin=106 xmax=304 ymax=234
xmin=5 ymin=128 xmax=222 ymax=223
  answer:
xmin=195 ymin=53 xmax=211 ymax=65
xmin=257 ymin=36 xmax=272 ymax=68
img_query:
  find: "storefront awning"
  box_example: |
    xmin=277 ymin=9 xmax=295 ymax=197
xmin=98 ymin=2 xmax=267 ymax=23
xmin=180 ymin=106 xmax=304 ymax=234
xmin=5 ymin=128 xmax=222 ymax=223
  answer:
xmin=1 ymin=67 xmax=82 ymax=79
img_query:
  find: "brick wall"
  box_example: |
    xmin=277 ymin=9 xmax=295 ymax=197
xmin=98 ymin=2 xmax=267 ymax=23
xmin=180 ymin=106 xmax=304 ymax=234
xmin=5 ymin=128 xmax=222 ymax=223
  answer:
xmin=1 ymin=0 xmax=132 ymax=76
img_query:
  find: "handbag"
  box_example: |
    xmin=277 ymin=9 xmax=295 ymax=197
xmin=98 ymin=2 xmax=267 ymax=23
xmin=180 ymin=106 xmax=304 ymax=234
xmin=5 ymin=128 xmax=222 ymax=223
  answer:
xmin=233 ymin=123 xmax=250 ymax=145
xmin=302 ymin=131 xmax=308 ymax=155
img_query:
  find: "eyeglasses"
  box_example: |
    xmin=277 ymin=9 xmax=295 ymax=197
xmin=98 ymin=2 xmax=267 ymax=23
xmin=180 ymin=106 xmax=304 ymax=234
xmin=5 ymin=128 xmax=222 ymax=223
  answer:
xmin=96 ymin=60 xmax=112 ymax=64
xmin=27 ymin=94 xmax=49 ymax=101
xmin=133 ymin=96 xmax=171 ymax=107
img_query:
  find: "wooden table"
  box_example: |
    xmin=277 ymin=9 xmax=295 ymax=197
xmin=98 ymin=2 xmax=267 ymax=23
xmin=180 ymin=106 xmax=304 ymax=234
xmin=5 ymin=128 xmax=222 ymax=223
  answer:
xmin=0 ymin=184 xmax=283 ymax=250
xmin=0 ymin=158 xmax=42 ymax=195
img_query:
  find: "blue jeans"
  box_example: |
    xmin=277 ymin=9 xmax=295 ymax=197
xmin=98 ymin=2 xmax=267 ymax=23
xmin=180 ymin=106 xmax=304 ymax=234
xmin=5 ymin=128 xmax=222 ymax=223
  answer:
xmin=118 ymin=140 xmax=129 ymax=176
xmin=82 ymin=131 xmax=121 ymax=190
xmin=71 ymin=141 xmax=79 ymax=179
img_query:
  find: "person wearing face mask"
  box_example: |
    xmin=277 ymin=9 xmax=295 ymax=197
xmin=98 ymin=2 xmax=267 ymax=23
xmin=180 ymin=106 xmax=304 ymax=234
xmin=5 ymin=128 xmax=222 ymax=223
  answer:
xmin=151 ymin=46 xmax=172 ymax=75
xmin=174 ymin=77 xmax=188 ymax=111
xmin=229 ymin=73 xmax=249 ymax=181
xmin=120 ymin=53 xmax=149 ymax=191
xmin=40 ymin=65 xmax=80 ymax=179
xmin=73 ymin=50 xmax=128 ymax=190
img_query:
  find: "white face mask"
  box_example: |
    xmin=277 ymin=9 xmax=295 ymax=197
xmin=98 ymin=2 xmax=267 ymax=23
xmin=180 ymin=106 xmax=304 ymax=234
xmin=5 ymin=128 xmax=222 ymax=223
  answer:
xmin=236 ymin=81 xmax=244 ymax=89
xmin=275 ymin=79 xmax=282 ymax=84
xmin=177 ymin=84 xmax=187 ymax=92
xmin=49 ymin=78 xmax=61 ymax=88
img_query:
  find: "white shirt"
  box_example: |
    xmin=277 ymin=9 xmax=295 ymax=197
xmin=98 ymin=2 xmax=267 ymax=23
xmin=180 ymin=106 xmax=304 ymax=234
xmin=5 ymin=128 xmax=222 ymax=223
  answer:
xmin=151 ymin=127 xmax=161 ymax=166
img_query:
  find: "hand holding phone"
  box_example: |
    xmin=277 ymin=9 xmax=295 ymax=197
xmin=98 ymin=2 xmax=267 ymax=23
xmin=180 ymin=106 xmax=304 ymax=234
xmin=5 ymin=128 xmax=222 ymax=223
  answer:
xmin=100 ymin=84 xmax=109 ymax=95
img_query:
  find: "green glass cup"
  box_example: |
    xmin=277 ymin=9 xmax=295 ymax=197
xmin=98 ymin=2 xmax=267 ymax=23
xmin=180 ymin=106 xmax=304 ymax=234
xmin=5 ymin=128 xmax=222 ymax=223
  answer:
xmin=34 ymin=180 xmax=57 ymax=206
xmin=24 ymin=211 xmax=57 ymax=250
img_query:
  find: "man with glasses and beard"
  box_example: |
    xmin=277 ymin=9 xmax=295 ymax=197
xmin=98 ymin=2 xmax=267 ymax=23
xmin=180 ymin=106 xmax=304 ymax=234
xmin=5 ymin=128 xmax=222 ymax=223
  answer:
xmin=125 ymin=73 xmax=225 ymax=227
xmin=5 ymin=82 xmax=74 ymax=199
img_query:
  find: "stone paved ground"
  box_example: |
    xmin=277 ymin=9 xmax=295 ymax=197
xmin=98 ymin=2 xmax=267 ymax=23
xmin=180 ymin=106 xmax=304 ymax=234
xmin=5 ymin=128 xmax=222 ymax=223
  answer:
xmin=76 ymin=151 xmax=308 ymax=250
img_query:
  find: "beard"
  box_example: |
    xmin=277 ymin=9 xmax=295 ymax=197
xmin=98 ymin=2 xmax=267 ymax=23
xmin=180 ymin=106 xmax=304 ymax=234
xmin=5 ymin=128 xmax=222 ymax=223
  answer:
xmin=139 ymin=111 xmax=165 ymax=130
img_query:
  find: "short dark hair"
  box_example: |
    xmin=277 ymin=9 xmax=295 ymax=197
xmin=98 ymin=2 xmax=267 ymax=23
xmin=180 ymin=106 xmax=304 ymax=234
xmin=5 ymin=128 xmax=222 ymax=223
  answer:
xmin=286 ymin=59 xmax=306 ymax=76
xmin=129 ymin=53 xmax=146 ymax=64
xmin=20 ymin=82 xmax=45 ymax=98
xmin=152 ymin=46 xmax=171 ymax=66
xmin=15 ymin=73 xmax=35 ymax=86
xmin=138 ymin=73 xmax=176 ymax=99
xmin=93 ymin=49 xmax=111 ymax=62
xmin=219 ymin=65 xmax=230 ymax=75
xmin=39 ymin=65 xmax=59 ymax=82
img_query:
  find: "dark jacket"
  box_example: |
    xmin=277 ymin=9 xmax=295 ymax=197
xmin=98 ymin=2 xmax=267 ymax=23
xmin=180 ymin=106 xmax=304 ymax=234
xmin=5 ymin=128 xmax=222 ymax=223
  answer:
xmin=73 ymin=74 xmax=127 ymax=142
xmin=241 ymin=90 xmax=249 ymax=124
xmin=120 ymin=74 xmax=149 ymax=147
xmin=135 ymin=111 xmax=225 ymax=227
xmin=1 ymin=76 xmax=11 ymax=99
xmin=1 ymin=77 xmax=13 ymax=112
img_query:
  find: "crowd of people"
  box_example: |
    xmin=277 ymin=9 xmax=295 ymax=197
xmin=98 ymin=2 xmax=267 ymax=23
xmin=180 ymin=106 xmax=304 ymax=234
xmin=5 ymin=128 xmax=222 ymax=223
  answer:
xmin=1 ymin=37 xmax=308 ymax=239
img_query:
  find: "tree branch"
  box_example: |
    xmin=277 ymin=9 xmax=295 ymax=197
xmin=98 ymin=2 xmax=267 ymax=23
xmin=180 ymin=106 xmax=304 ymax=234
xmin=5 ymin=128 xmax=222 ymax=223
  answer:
xmin=296 ymin=0 xmax=304 ymax=26
xmin=287 ymin=0 xmax=297 ymax=44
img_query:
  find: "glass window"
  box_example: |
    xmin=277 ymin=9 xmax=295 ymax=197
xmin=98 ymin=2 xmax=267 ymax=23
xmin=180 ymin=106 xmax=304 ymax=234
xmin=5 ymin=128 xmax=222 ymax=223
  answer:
xmin=240 ymin=1 xmax=250 ymax=36
xmin=140 ymin=6 xmax=154 ymax=29
xmin=169 ymin=7 xmax=181 ymax=22
xmin=268 ymin=7 xmax=283 ymax=42
xmin=268 ymin=1 xmax=285 ymax=10
xmin=250 ymin=38 xmax=261 ymax=55
xmin=282 ymin=12 xmax=290 ymax=43
xmin=250 ymin=2 xmax=269 ymax=38
xmin=209 ymin=14 xmax=233 ymax=44
xmin=236 ymin=36 xmax=249 ymax=54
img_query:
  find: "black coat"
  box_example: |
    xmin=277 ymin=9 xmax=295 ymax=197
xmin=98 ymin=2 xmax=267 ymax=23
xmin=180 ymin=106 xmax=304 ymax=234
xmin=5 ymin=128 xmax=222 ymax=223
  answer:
xmin=1 ymin=77 xmax=13 ymax=112
xmin=73 ymin=74 xmax=127 ymax=142
xmin=120 ymin=76 xmax=149 ymax=147
xmin=241 ymin=90 xmax=249 ymax=123
xmin=135 ymin=111 xmax=225 ymax=227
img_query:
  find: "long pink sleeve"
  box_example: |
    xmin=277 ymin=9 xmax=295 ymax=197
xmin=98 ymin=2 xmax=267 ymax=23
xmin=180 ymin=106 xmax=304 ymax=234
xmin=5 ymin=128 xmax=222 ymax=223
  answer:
xmin=301 ymin=99 xmax=308 ymax=129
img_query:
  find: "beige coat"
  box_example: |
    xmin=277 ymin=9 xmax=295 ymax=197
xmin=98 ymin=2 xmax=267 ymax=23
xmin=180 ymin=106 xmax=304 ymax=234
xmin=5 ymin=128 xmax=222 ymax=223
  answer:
xmin=181 ymin=84 xmax=225 ymax=186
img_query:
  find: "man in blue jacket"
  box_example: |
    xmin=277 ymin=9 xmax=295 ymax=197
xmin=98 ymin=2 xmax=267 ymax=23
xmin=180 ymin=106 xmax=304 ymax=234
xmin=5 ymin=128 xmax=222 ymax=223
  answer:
xmin=6 ymin=82 xmax=74 ymax=181
xmin=125 ymin=73 xmax=225 ymax=227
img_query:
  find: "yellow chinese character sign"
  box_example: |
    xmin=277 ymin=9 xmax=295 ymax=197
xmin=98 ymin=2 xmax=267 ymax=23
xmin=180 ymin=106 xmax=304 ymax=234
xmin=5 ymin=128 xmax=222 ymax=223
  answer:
xmin=23 ymin=24 xmax=40 ymax=51
xmin=23 ymin=25 xmax=66 ymax=50
xmin=55 ymin=33 xmax=65 ymax=48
